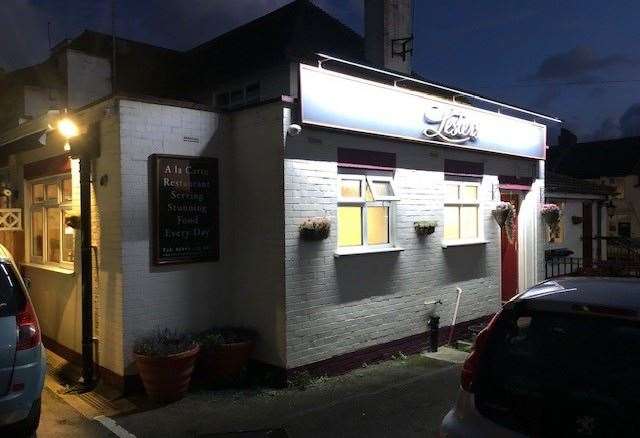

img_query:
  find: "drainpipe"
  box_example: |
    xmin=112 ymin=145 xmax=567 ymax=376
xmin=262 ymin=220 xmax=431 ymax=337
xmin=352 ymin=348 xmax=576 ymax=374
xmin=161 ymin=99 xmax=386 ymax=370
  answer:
xmin=53 ymin=117 xmax=98 ymax=390
xmin=79 ymin=155 xmax=94 ymax=387
xmin=448 ymin=287 xmax=463 ymax=345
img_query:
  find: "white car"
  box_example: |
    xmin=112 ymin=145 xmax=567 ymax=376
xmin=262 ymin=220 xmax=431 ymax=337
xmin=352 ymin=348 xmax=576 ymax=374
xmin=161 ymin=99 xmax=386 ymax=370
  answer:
xmin=0 ymin=244 xmax=46 ymax=436
xmin=441 ymin=277 xmax=640 ymax=437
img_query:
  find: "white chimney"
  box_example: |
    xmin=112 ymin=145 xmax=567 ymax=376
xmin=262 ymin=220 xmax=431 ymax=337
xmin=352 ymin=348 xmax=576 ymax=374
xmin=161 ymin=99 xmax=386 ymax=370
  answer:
xmin=364 ymin=0 xmax=413 ymax=74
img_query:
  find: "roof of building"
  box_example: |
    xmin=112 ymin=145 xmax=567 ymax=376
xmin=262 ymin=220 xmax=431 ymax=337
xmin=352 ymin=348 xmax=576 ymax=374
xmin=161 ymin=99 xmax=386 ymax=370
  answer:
xmin=0 ymin=58 xmax=64 ymax=93
xmin=0 ymin=30 xmax=189 ymax=102
xmin=547 ymin=136 xmax=640 ymax=178
xmin=60 ymin=30 xmax=189 ymax=100
xmin=545 ymin=171 xmax=615 ymax=197
xmin=187 ymin=0 xmax=364 ymax=88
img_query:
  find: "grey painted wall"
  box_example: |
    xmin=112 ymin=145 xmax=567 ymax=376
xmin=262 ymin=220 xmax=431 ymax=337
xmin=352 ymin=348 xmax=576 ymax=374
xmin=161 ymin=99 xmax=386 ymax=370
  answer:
xmin=283 ymin=127 xmax=543 ymax=368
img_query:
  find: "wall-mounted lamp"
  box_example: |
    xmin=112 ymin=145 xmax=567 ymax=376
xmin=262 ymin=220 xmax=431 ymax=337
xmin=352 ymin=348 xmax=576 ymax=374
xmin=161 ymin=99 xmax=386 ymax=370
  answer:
xmin=287 ymin=124 xmax=302 ymax=136
xmin=56 ymin=117 xmax=80 ymax=151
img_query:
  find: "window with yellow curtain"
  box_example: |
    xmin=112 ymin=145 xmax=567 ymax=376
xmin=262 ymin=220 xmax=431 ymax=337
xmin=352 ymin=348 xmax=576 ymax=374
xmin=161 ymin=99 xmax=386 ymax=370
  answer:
xmin=443 ymin=181 xmax=482 ymax=242
xmin=337 ymin=174 xmax=398 ymax=249
xmin=29 ymin=175 xmax=75 ymax=268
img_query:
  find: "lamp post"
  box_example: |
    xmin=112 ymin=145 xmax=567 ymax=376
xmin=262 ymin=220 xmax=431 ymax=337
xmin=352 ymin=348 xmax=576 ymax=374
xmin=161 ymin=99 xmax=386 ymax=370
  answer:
xmin=56 ymin=115 xmax=95 ymax=389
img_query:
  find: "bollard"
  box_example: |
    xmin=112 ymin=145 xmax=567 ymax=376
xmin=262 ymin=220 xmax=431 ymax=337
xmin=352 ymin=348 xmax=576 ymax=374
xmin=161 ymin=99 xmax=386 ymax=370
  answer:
xmin=427 ymin=315 xmax=440 ymax=352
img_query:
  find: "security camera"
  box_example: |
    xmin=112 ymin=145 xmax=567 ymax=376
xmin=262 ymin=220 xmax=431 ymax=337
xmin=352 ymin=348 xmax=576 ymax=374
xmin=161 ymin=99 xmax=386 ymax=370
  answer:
xmin=287 ymin=124 xmax=302 ymax=136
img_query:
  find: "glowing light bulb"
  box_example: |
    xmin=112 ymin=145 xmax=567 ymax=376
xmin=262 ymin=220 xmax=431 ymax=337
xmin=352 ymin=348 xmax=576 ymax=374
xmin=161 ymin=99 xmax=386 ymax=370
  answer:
xmin=57 ymin=117 xmax=80 ymax=139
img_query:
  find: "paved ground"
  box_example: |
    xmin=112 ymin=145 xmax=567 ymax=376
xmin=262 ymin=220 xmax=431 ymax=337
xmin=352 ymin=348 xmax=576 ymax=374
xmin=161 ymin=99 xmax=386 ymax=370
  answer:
xmin=109 ymin=355 xmax=461 ymax=438
xmin=37 ymin=388 xmax=113 ymax=437
xmin=33 ymin=353 xmax=461 ymax=437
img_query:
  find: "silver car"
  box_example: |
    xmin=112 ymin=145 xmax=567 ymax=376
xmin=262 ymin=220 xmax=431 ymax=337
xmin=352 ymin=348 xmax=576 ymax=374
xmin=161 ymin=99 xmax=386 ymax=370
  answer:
xmin=0 ymin=244 xmax=46 ymax=436
xmin=441 ymin=277 xmax=640 ymax=437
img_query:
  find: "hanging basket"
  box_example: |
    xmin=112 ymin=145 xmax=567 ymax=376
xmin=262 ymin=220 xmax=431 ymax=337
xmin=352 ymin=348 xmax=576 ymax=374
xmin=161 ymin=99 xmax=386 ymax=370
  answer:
xmin=414 ymin=220 xmax=437 ymax=236
xmin=492 ymin=202 xmax=516 ymax=243
xmin=541 ymin=203 xmax=561 ymax=237
xmin=299 ymin=217 xmax=331 ymax=241
xmin=64 ymin=215 xmax=81 ymax=230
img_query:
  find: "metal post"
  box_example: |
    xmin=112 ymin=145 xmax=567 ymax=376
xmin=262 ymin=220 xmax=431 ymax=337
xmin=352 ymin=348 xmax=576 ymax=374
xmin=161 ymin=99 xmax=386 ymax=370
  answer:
xmin=80 ymin=156 xmax=94 ymax=386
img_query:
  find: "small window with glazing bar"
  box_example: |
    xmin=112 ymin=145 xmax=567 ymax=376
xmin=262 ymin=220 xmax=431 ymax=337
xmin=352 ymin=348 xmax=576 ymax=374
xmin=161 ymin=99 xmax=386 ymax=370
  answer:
xmin=337 ymin=173 xmax=399 ymax=249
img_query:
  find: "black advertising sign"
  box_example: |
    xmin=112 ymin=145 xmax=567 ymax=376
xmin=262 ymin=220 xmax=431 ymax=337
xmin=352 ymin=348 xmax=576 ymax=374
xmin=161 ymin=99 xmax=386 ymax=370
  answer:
xmin=151 ymin=154 xmax=219 ymax=265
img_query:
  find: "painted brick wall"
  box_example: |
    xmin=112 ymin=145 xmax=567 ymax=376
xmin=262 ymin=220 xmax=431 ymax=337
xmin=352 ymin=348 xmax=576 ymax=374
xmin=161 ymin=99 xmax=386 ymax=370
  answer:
xmin=118 ymin=99 xmax=230 ymax=374
xmin=226 ymin=102 xmax=287 ymax=367
xmin=91 ymin=110 xmax=125 ymax=375
xmin=284 ymin=129 xmax=543 ymax=368
xmin=66 ymin=49 xmax=112 ymax=110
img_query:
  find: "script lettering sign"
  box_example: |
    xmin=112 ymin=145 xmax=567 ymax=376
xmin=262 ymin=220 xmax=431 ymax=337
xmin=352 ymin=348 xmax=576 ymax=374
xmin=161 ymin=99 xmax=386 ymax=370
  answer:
xmin=151 ymin=154 xmax=219 ymax=265
xmin=422 ymin=105 xmax=478 ymax=144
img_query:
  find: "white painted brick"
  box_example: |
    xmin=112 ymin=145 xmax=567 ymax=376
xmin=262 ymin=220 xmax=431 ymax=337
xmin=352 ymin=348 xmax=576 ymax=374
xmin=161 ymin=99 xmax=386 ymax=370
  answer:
xmin=283 ymin=132 xmax=543 ymax=368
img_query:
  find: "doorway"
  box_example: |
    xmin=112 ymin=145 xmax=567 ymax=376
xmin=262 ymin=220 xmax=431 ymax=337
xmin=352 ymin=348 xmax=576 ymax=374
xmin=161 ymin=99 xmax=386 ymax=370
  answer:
xmin=500 ymin=192 xmax=520 ymax=301
xmin=583 ymin=202 xmax=593 ymax=265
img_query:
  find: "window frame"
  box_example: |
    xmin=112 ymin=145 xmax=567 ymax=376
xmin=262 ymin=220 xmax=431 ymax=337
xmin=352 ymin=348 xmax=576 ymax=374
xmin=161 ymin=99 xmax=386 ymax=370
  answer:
xmin=365 ymin=175 xmax=400 ymax=201
xmin=443 ymin=180 xmax=483 ymax=245
xmin=27 ymin=174 xmax=74 ymax=270
xmin=337 ymin=173 xmax=398 ymax=251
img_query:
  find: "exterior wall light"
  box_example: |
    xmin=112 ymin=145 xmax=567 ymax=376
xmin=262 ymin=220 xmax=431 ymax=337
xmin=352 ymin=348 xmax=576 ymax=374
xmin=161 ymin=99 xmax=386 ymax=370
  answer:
xmin=57 ymin=117 xmax=80 ymax=151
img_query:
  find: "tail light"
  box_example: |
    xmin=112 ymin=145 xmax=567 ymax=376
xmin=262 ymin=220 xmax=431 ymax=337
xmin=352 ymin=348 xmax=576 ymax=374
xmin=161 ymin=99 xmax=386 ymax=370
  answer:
xmin=460 ymin=312 xmax=499 ymax=392
xmin=16 ymin=300 xmax=41 ymax=351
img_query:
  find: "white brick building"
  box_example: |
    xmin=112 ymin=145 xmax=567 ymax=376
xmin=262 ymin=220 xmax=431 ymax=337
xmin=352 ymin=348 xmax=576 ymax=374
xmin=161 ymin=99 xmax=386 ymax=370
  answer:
xmin=0 ymin=51 xmax=554 ymax=389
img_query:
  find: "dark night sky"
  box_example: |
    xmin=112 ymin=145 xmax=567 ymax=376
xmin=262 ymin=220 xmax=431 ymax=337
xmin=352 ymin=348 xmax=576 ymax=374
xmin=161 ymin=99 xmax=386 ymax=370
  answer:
xmin=1 ymin=0 xmax=640 ymax=143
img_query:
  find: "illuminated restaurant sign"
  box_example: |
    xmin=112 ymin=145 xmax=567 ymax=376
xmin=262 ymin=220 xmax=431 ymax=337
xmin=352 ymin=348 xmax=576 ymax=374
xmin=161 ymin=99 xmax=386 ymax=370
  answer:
xmin=150 ymin=154 xmax=219 ymax=265
xmin=299 ymin=64 xmax=546 ymax=160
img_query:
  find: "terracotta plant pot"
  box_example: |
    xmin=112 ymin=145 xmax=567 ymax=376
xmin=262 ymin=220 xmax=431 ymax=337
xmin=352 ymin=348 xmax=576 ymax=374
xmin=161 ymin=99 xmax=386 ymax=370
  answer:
xmin=135 ymin=345 xmax=200 ymax=402
xmin=199 ymin=341 xmax=254 ymax=384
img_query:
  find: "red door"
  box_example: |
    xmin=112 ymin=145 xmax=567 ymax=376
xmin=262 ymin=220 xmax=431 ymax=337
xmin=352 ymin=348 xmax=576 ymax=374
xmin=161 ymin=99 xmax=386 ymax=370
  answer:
xmin=583 ymin=202 xmax=593 ymax=266
xmin=501 ymin=193 xmax=519 ymax=301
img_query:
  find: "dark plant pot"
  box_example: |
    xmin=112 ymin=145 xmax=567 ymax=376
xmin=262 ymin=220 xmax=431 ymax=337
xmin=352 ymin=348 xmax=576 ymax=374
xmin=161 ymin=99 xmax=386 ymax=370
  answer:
xmin=135 ymin=345 xmax=200 ymax=403
xmin=199 ymin=341 xmax=255 ymax=384
xmin=300 ymin=228 xmax=330 ymax=241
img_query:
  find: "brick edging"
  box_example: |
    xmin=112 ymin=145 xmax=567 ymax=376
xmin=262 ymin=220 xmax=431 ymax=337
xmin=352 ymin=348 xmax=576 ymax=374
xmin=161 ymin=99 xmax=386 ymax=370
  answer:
xmin=286 ymin=314 xmax=493 ymax=378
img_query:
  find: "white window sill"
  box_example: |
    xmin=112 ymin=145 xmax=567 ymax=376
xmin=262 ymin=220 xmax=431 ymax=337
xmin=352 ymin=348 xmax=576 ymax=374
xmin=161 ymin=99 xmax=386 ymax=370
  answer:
xmin=21 ymin=262 xmax=75 ymax=275
xmin=441 ymin=239 xmax=489 ymax=248
xmin=334 ymin=246 xmax=404 ymax=257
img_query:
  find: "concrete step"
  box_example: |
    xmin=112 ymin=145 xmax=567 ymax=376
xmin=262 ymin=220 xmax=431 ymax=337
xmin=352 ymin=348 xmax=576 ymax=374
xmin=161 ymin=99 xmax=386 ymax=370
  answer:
xmin=455 ymin=340 xmax=473 ymax=352
xmin=421 ymin=346 xmax=469 ymax=364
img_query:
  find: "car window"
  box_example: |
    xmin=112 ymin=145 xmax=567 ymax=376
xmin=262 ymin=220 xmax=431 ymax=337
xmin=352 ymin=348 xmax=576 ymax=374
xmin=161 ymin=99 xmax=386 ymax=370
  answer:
xmin=0 ymin=262 xmax=27 ymax=318
xmin=476 ymin=309 xmax=640 ymax=434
